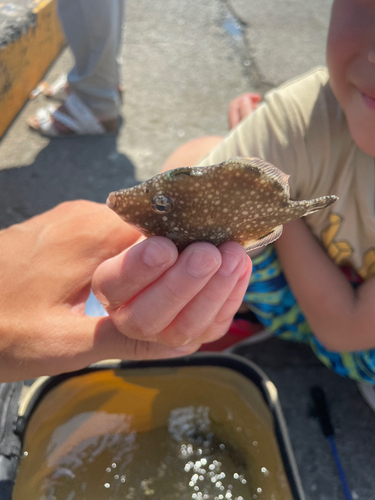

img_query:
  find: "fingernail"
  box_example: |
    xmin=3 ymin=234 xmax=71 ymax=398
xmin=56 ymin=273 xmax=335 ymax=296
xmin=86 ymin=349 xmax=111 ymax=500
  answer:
xmin=186 ymin=250 xmax=220 ymax=278
xmin=218 ymin=251 xmax=242 ymax=277
xmin=142 ymin=240 xmax=173 ymax=267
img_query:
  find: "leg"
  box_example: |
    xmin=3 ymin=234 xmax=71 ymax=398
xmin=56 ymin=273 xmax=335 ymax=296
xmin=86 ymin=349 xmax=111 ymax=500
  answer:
xmin=116 ymin=0 xmax=126 ymax=87
xmin=57 ymin=0 xmax=124 ymax=120
xmin=161 ymin=136 xmax=224 ymax=173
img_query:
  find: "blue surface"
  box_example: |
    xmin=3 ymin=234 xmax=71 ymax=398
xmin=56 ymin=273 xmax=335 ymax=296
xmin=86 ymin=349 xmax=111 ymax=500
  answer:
xmin=85 ymin=289 xmax=108 ymax=317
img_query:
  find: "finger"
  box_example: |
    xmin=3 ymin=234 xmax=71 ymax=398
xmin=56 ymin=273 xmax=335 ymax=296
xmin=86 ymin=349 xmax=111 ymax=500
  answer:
xmin=196 ymin=256 xmax=252 ymax=345
xmin=110 ymin=242 xmax=222 ymax=340
xmin=92 ymin=236 xmax=178 ymax=308
xmin=94 ymin=317 xmax=201 ymax=361
xmin=153 ymin=242 xmax=249 ymax=347
xmin=228 ymin=99 xmax=241 ymax=129
xmin=5 ymin=315 xmax=201 ymax=380
xmin=249 ymin=92 xmax=262 ymax=105
xmin=228 ymin=93 xmax=262 ymax=130
xmin=238 ymin=94 xmax=255 ymax=122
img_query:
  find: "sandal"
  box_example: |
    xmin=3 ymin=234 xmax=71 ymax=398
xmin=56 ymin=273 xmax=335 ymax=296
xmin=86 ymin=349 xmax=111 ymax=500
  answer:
xmin=27 ymin=93 xmax=117 ymax=137
xmin=43 ymin=74 xmax=68 ymax=100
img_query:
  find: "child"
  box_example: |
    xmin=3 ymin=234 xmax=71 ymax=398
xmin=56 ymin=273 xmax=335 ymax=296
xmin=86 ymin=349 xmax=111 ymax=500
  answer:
xmin=161 ymin=0 xmax=375 ymax=390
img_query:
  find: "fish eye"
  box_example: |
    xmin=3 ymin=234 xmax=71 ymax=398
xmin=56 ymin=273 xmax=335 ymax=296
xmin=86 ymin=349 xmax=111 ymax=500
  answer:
xmin=151 ymin=195 xmax=173 ymax=213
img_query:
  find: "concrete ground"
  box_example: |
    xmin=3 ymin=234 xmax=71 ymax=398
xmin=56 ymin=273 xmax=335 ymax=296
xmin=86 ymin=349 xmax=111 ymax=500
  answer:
xmin=0 ymin=0 xmax=374 ymax=498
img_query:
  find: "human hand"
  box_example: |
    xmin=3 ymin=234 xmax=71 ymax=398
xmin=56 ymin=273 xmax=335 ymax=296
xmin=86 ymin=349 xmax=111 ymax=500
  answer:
xmin=0 ymin=200 xmax=140 ymax=382
xmin=92 ymin=238 xmax=252 ymax=354
xmin=0 ymin=201 xmax=251 ymax=382
xmin=228 ymin=92 xmax=261 ymax=129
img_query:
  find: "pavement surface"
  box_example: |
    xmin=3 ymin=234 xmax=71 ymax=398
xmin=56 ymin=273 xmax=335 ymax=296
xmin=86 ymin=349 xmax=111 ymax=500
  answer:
xmin=0 ymin=0 xmax=374 ymax=499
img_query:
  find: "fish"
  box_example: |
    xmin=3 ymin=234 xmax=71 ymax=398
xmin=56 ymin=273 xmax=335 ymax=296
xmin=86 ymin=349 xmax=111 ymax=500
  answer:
xmin=107 ymin=156 xmax=338 ymax=252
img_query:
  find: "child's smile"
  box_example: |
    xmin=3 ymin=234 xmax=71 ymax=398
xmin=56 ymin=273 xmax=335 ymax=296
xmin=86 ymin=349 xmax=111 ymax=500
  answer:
xmin=361 ymin=90 xmax=375 ymax=113
xmin=327 ymin=0 xmax=375 ymax=156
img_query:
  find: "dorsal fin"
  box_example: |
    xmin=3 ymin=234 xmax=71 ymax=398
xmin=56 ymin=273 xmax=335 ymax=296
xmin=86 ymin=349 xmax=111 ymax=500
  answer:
xmin=240 ymin=156 xmax=290 ymax=195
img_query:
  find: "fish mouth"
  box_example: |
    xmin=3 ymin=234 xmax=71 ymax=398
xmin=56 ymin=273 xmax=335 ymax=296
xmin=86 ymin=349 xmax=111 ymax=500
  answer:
xmin=106 ymin=192 xmax=117 ymax=209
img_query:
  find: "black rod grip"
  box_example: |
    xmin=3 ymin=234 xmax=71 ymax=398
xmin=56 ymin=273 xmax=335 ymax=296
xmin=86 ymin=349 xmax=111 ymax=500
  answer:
xmin=310 ymin=386 xmax=334 ymax=437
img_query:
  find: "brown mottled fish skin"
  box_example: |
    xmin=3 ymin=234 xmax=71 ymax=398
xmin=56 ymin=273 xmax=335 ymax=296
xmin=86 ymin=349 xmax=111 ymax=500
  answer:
xmin=107 ymin=157 xmax=338 ymax=252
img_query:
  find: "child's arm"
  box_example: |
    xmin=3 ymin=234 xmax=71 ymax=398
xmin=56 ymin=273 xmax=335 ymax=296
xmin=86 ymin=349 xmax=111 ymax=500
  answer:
xmin=275 ymin=219 xmax=375 ymax=352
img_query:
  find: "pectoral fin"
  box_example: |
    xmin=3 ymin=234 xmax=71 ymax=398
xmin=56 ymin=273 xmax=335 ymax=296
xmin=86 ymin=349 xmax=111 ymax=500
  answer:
xmin=244 ymin=225 xmax=283 ymax=252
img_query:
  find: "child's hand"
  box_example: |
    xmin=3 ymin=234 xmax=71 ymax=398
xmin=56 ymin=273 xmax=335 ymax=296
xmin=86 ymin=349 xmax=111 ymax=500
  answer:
xmin=93 ymin=237 xmax=251 ymax=354
xmin=228 ymin=92 xmax=261 ymax=130
xmin=0 ymin=200 xmax=251 ymax=382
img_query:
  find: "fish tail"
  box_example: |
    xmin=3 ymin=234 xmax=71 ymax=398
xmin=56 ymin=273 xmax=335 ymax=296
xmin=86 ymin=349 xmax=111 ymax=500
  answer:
xmin=301 ymin=195 xmax=338 ymax=216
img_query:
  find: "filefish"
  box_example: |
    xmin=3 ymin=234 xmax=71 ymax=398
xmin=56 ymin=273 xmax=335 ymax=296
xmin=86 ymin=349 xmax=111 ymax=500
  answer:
xmin=107 ymin=157 xmax=338 ymax=252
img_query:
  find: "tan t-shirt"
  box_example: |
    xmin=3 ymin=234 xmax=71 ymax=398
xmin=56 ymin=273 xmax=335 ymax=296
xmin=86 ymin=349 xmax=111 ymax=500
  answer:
xmin=198 ymin=67 xmax=375 ymax=279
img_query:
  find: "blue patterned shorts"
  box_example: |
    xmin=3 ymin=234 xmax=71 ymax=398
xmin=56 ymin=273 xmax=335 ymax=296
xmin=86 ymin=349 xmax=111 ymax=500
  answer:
xmin=243 ymin=245 xmax=375 ymax=384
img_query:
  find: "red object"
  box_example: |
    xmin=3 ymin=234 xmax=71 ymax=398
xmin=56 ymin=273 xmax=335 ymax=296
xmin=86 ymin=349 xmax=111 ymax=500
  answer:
xmin=199 ymin=319 xmax=264 ymax=352
xmin=340 ymin=265 xmax=364 ymax=287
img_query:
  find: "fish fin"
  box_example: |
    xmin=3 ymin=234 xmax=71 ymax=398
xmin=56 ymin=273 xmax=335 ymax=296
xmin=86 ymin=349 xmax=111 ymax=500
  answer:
xmin=243 ymin=157 xmax=290 ymax=195
xmin=300 ymin=195 xmax=339 ymax=216
xmin=168 ymin=167 xmax=194 ymax=178
xmin=244 ymin=225 xmax=283 ymax=251
xmin=168 ymin=166 xmax=207 ymax=179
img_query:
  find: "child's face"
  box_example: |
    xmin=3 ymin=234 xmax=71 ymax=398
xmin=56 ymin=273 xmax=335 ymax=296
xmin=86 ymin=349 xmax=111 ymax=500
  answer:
xmin=327 ymin=0 xmax=375 ymax=156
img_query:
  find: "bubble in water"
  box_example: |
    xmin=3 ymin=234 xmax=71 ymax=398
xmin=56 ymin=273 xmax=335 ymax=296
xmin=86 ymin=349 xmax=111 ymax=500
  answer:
xmin=261 ymin=467 xmax=269 ymax=476
xmin=104 ymin=483 xmax=110 ymax=489
xmin=114 ymin=475 xmax=119 ymax=480
xmin=106 ymin=467 xmax=111 ymax=473
xmin=257 ymin=487 xmax=262 ymax=493
xmin=253 ymin=441 xmax=258 ymax=447
xmin=111 ymin=463 xmax=117 ymax=468
xmin=23 ymin=451 xmax=28 ymax=457
xmin=120 ymin=475 xmax=126 ymax=483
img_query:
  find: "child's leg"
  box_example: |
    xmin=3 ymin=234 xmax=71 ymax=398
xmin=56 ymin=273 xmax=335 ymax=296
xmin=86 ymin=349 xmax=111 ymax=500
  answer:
xmin=161 ymin=136 xmax=224 ymax=173
xmin=245 ymin=245 xmax=375 ymax=384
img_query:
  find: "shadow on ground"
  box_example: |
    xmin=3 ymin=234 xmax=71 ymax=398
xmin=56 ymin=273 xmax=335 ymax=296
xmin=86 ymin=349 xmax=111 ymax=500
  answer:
xmin=0 ymin=134 xmax=138 ymax=229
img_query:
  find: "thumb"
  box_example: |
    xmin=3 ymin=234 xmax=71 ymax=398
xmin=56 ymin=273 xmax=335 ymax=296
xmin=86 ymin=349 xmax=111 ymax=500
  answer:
xmin=66 ymin=315 xmax=199 ymax=369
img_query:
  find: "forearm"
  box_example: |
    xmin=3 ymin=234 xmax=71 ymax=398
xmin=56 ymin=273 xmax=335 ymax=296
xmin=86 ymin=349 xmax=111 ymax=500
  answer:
xmin=274 ymin=219 xmax=375 ymax=351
